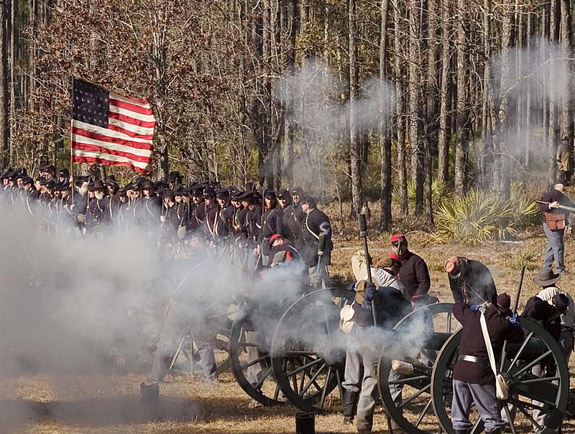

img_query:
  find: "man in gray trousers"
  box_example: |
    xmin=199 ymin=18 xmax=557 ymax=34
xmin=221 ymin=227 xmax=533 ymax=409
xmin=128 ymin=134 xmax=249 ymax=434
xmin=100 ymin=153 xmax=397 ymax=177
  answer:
xmin=451 ymin=294 xmax=524 ymax=434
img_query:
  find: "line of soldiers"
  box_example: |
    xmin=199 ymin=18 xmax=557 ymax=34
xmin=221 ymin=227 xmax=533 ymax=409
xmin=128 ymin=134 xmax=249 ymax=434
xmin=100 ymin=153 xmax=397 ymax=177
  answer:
xmin=0 ymin=165 xmax=333 ymax=285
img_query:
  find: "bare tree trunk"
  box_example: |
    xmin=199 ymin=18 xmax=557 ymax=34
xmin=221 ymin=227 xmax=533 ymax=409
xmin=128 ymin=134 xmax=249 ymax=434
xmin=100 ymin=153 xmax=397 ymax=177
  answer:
xmin=349 ymin=0 xmax=362 ymax=217
xmin=0 ymin=0 xmax=9 ymax=166
xmin=559 ymin=0 xmax=572 ymax=143
xmin=408 ymin=0 xmax=424 ymax=215
xmin=424 ymin=0 xmax=436 ymax=227
xmin=9 ymin=0 xmax=14 ymax=164
xmin=548 ymin=0 xmax=559 ymax=183
xmin=480 ymin=0 xmax=493 ymax=188
xmin=379 ymin=0 xmax=391 ymax=231
xmin=437 ymin=0 xmax=451 ymax=186
xmin=394 ymin=0 xmax=408 ymax=216
xmin=454 ymin=0 xmax=469 ymax=196
xmin=283 ymin=0 xmax=298 ymax=187
xmin=497 ymin=0 xmax=515 ymax=199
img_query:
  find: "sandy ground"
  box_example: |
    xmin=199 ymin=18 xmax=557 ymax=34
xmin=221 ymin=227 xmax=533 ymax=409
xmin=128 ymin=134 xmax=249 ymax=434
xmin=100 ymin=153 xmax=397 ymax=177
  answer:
xmin=2 ymin=230 xmax=575 ymax=433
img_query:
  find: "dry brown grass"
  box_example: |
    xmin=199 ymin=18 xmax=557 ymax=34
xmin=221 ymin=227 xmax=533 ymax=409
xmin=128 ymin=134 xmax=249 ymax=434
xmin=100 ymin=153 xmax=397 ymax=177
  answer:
xmin=2 ymin=227 xmax=575 ymax=433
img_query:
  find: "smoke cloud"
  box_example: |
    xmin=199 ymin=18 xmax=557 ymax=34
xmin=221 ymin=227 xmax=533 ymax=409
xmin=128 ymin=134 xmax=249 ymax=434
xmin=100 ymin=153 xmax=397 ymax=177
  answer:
xmin=276 ymin=58 xmax=396 ymax=195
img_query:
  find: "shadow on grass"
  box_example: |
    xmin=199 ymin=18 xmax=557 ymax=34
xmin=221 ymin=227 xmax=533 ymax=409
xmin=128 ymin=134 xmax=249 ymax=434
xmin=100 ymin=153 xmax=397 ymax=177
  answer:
xmin=0 ymin=394 xmax=306 ymax=429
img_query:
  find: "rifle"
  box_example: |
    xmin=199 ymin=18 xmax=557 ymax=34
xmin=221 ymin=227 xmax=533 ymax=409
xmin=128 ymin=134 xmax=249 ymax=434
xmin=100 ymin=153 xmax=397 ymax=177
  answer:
xmin=535 ymin=199 xmax=575 ymax=213
xmin=358 ymin=214 xmax=376 ymax=326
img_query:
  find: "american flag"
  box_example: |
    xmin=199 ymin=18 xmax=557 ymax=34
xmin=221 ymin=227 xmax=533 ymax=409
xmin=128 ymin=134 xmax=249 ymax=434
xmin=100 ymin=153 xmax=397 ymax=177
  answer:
xmin=71 ymin=79 xmax=156 ymax=173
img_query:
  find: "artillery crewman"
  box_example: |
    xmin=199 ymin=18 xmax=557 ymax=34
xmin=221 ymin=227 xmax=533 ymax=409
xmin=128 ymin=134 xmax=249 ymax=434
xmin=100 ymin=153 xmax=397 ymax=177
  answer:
xmin=538 ymin=181 xmax=575 ymax=274
xmin=389 ymin=233 xmax=431 ymax=307
xmin=451 ymin=293 xmax=524 ymax=434
xmin=444 ymin=256 xmax=497 ymax=306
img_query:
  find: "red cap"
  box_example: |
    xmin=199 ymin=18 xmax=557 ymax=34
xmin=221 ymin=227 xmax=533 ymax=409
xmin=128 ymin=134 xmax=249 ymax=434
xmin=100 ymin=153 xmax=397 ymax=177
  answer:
xmin=389 ymin=253 xmax=401 ymax=261
xmin=391 ymin=233 xmax=406 ymax=243
xmin=269 ymin=233 xmax=283 ymax=245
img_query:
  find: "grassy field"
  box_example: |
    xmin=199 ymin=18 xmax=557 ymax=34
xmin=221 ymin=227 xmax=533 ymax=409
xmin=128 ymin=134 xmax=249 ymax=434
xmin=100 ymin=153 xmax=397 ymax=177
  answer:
xmin=2 ymin=226 xmax=575 ymax=433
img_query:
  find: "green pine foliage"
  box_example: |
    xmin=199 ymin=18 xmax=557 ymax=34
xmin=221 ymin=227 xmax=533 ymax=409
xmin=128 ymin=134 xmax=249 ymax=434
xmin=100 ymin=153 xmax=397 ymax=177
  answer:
xmin=432 ymin=186 xmax=539 ymax=245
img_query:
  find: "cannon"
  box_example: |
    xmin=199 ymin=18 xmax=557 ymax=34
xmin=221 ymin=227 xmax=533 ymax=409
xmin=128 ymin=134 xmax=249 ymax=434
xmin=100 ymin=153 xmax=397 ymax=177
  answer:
xmin=136 ymin=255 xmax=575 ymax=434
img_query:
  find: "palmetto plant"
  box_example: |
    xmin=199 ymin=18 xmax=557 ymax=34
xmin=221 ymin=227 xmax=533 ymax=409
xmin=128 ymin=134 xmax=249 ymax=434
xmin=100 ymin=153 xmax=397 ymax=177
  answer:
xmin=433 ymin=186 xmax=539 ymax=245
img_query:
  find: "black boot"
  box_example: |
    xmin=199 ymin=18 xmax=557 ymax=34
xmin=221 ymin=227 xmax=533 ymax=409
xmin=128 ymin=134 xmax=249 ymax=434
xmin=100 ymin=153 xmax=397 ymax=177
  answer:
xmin=342 ymin=390 xmax=359 ymax=424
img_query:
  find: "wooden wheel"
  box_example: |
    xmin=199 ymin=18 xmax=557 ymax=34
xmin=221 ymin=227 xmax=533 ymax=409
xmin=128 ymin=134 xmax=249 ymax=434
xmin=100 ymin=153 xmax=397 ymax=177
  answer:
xmin=270 ymin=288 xmax=355 ymax=413
xmin=431 ymin=317 xmax=569 ymax=434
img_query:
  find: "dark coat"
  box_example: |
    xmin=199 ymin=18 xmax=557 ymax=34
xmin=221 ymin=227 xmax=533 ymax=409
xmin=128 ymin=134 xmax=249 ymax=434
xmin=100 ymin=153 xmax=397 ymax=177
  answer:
xmin=397 ymin=252 xmax=430 ymax=297
xmin=448 ymin=258 xmax=497 ymax=305
xmin=352 ymin=287 xmax=411 ymax=329
xmin=86 ymin=197 xmax=110 ymax=228
xmin=453 ymin=302 xmax=524 ymax=385
xmin=301 ymin=207 xmax=333 ymax=266
xmin=283 ymin=203 xmax=304 ymax=243
xmin=262 ymin=207 xmax=283 ymax=239
xmin=521 ymin=296 xmax=562 ymax=341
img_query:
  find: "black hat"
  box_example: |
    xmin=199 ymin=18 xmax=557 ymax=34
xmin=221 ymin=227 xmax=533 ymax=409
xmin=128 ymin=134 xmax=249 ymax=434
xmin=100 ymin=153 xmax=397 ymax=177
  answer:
xmin=46 ymin=180 xmax=56 ymax=190
xmin=93 ymin=180 xmax=106 ymax=191
xmin=142 ymin=180 xmax=154 ymax=190
xmin=44 ymin=165 xmax=56 ymax=175
xmin=532 ymin=267 xmax=561 ymax=287
xmin=59 ymin=168 xmax=70 ymax=177
xmin=22 ymin=176 xmax=33 ymax=186
xmin=232 ymin=190 xmax=245 ymax=201
xmin=216 ymin=188 xmax=230 ymax=199
xmin=292 ymin=187 xmax=303 ymax=195
xmin=553 ymin=294 xmax=569 ymax=314
xmin=163 ymin=190 xmax=175 ymax=201
xmin=174 ymin=187 xmax=184 ymax=196
xmin=238 ymin=191 xmax=252 ymax=202
xmin=277 ymin=189 xmax=290 ymax=199
xmin=264 ymin=190 xmax=276 ymax=200
xmin=191 ymin=186 xmax=203 ymax=197
xmin=496 ymin=293 xmax=511 ymax=310
xmin=203 ymin=187 xmax=216 ymax=198
xmin=39 ymin=179 xmax=48 ymax=186
xmin=301 ymin=195 xmax=316 ymax=208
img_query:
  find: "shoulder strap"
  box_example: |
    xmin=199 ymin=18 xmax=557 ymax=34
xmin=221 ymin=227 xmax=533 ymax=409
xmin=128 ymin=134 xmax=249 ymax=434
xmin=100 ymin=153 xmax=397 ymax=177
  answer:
xmin=479 ymin=311 xmax=498 ymax=376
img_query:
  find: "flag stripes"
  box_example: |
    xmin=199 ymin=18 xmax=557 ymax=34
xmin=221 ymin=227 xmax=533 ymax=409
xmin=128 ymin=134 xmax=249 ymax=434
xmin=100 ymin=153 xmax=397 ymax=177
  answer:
xmin=71 ymin=79 xmax=155 ymax=173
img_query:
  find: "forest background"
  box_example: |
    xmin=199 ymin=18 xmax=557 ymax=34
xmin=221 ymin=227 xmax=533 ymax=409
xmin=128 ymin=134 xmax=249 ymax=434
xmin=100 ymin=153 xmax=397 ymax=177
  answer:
xmin=0 ymin=0 xmax=571 ymax=239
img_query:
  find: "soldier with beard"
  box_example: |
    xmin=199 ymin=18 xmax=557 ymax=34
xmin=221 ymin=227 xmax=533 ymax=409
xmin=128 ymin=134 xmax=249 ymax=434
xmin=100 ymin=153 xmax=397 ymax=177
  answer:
xmin=140 ymin=181 xmax=162 ymax=229
xmin=189 ymin=186 xmax=205 ymax=234
xmin=230 ymin=191 xmax=245 ymax=238
xmin=282 ymin=187 xmax=305 ymax=246
xmin=216 ymin=188 xmax=234 ymax=236
xmin=244 ymin=192 xmax=262 ymax=269
xmin=160 ymin=190 xmax=181 ymax=245
xmin=21 ymin=177 xmax=37 ymax=217
xmin=86 ymin=180 xmax=110 ymax=231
